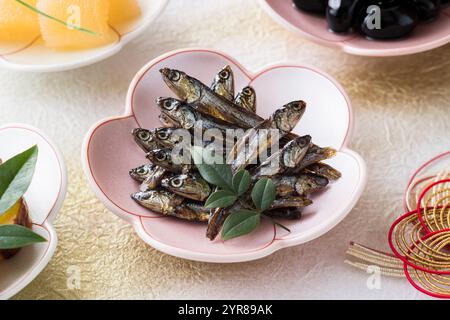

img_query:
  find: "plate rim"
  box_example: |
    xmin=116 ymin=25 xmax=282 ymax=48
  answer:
xmin=81 ymin=47 xmax=368 ymax=263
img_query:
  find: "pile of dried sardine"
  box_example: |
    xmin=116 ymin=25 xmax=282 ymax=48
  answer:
xmin=130 ymin=65 xmax=341 ymax=240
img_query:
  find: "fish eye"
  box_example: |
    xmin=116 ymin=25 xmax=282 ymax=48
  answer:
xmin=219 ymin=70 xmax=229 ymax=80
xmin=163 ymin=99 xmax=175 ymax=110
xmin=138 ymin=130 xmax=151 ymax=141
xmin=169 ymin=71 xmax=181 ymax=82
xmin=171 ymin=178 xmax=183 ymax=188
xmin=137 ymin=167 xmax=149 ymax=175
xmin=243 ymin=87 xmax=252 ymax=96
xmin=155 ymin=151 xmax=166 ymax=162
xmin=157 ymin=130 xmax=169 ymax=140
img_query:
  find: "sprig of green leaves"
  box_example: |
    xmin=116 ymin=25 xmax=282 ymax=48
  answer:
xmin=221 ymin=178 xmax=277 ymax=240
xmin=192 ymin=147 xmax=287 ymax=241
xmin=0 ymin=145 xmax=47 ymax=250
xmin=192 ymin=147 xmax=251 ymax=210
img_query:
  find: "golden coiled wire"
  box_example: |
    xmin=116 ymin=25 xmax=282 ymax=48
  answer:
xmin=346 ymin=172 xmax=450 ymax=298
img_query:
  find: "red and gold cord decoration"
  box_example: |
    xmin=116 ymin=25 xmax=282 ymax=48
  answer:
xmin=346 ymin=173 xmax=450 ymax=298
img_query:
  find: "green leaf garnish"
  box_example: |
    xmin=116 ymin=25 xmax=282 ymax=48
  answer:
xmin=221 ymin=209 xmax=261 ymax=241
xmin=0 ymin=224 xmax=46 ymax=249
xmin=232 ymin=170 xmax=251 ymax=196
xmin=192 ymin=147 xmax=280 ymax=241
xmin=205 ymin=190 xmax=237 ymax=209
xmin=251 ymin=178 xmax=276 ymax=211
xmin=0 ymin=145 xmax=38 ymax=216
xmin=15 ymin=0 xmax=97 ymax=35
xmin=192 ymin=147 xmax=233 ymax=191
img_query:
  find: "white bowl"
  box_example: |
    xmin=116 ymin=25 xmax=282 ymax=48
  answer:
xmin=0 ymin=0 xmax=169 ymax=72
xmin=0 ymin=123 xmax=67 ymax=299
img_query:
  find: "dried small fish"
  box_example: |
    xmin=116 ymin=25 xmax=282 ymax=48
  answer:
xmin=161 ymin=173 xmax=211 ymax=201
xmin=131 ymin=190 xmax=184 ymax=215
xmin=128 ymin=66 xmax=342 ymax=241
xmin=157 ymin=97 xmax=240 ymax=132
xmin=132 ymin=128 xmax=162 ymax=152
xmin=235 ymin=86 xmax=256 ymax=113
xmin=160 ymin=68 xmax=262 ymax=128
xmin=131 ymin=190 xmax=208 ymax=222
xmin=228 ymin=101 xmax=306 ymax=172
xmin=271 ymin=175 xmax=298 ymax=197
xmin=133 ymin=128 xmax=185 ymax=151
xmin=295 ymin=173 xmax=329 ymax=196
xmin=281 ymin=135 xmax=312 ymax=168
xmin=206 ymin=206 xmax=237 ymax=240
xmin=129 ymin=163 xmax=167 ymax=192
xmin=159 ymin=67 xmax=335 ymax=158
xmin=153 ymin=127 xmax=187 ymax=147
xmin=288 ymin=144 xmax=337 ymax=173
xmin=211 ymin=65 xmax=234 ymax=101
xmin=272 ymin=173 xmax=329 ymax=197
xmin=176 ymin=202 xmax=210 ymax=223
xmin=271 ymin=197 xmax=312 ymax=209
xmin=266 ymin=208 xmax=302 ymax=220
xmin=146 ymin=148 xmax=192 ymax=173
xmin=305 ymin=162 xmax=342 ymax=180
xmin=159 ymin=114 xmax=180 ymax=128
xmin=253 ymin=135 xmax=311 ymax=178
xmin=207 ymin=102 xmax=307 ymax=239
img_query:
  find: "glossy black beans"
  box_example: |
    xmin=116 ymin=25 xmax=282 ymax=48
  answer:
xmin=412 ymin=0 xmax=441 ymax=21
xmin=293 ymin=0 xmax=328 ymax=14
xmin=326 ymin=0 xmax=362 ymax=33
xmin=295 ymin=0 xmax=445 ymax=40
xmin=360 ymin=0 xmax=419 ymax=39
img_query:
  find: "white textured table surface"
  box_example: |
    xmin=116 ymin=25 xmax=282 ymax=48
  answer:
xmin=1 ymin=0 xmax=449 ymax=300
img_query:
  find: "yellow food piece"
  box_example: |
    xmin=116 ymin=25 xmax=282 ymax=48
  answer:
xmin=0 ymin=199 xmax=30 ymax=260
xmin=108 ymin=0 xmax=141 ymax=27
xmin=37 ymin=0 xmax=114 ymax=50
xmin=0 ymin=200 xmax=22 ymax=225
xmin=0 ymin=0 xmax=40 ymax=42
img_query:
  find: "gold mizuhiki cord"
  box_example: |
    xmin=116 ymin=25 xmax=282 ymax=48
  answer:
xmin=346 ymin=169 xmax=450 ymax=298
xmin=345 ymin=243 xmax=405 ymax=278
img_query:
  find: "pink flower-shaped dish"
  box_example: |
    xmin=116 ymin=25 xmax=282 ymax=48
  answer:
xmin=0 ymin=123 xmax=67 ymax=299
xmin=259 ymin=0 xmax=450 ymax=57
xmin=82 ymin=48 xmax=367 ymax=263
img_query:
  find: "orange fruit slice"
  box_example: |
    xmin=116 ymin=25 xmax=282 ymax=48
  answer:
xmin=109 ymin=0 xmax=141 ymax=28
xmin=0 ymin=0 xmax=40 ymax=42
xmin=37 ymin=0 xmax=115 ymax=50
